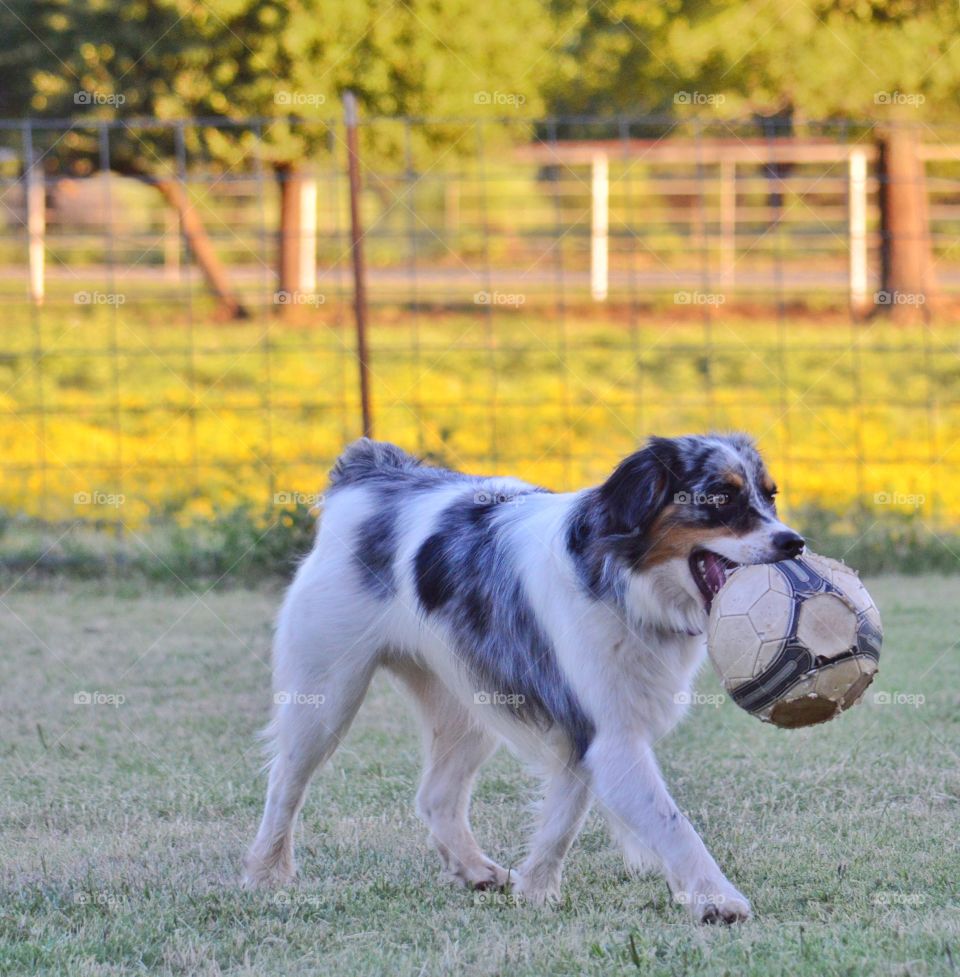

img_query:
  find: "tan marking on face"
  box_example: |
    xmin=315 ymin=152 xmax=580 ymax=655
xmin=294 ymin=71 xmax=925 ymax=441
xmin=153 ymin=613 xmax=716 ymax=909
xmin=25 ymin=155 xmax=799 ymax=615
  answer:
xmin=640 ymin=505 xmax=740 ymax=567
xmin=761 ymin=471 xmax=776 ymax=495
xmin=723 ymin=471 xmax=745 ymax=490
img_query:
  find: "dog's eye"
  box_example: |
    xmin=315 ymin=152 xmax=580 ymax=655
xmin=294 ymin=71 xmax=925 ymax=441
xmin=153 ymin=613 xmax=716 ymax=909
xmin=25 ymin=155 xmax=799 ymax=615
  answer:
xmin=706 ymin=488 xmax=738 ymax=509
xmin=764 ymin=485 xmax=778 ymax=501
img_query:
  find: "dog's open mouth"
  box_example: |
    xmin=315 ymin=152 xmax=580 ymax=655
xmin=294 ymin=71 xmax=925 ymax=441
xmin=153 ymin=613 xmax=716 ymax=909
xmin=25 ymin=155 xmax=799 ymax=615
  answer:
xmin=689 ymin=549 xmax=739 ymax=608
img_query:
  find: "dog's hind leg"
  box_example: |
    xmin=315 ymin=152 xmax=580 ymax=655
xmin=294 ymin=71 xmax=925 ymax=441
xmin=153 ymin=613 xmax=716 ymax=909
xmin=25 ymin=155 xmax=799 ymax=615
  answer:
xmin=392 ymin=664 xmax=509 ymax=890
xmin=243 ymin=602 xmax=382 ymax=889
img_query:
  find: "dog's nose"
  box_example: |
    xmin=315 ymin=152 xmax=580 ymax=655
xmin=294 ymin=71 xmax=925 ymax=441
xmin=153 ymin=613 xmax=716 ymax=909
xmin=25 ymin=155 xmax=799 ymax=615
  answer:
xmin=772 ymin=531 xmax=805 ymax=559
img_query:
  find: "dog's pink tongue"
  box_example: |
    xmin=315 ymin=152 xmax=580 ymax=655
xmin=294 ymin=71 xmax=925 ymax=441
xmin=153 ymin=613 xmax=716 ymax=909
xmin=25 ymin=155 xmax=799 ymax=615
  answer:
xmin=703 ymin=553 xmax=726 ymax=594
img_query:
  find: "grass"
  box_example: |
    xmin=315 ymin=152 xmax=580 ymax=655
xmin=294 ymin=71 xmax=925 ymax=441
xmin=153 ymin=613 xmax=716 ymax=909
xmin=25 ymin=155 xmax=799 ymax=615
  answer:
xmin=1 ymin=575 xmax=958 ymax=975
xmin=4 ymin=300 xmax=960 ymax=527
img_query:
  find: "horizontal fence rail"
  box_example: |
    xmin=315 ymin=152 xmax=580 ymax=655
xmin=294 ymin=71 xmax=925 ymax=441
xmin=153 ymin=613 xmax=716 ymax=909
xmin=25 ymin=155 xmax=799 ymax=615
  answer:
xmin=0 ymin=113 xmax=958 ymax=530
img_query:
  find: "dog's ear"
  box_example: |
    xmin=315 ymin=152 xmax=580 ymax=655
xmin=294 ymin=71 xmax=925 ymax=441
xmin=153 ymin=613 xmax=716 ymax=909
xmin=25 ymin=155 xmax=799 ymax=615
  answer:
xmin=598 ymin=437 xmax=682 ymax=540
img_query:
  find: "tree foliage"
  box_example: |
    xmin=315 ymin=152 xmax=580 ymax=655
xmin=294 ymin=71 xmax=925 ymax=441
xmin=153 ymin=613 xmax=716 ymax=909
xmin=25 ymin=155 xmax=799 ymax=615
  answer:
xmin=547 ymin=0 xmax=960 ymax=123
xmin=1 ymin=0 xmax=554 ymax=172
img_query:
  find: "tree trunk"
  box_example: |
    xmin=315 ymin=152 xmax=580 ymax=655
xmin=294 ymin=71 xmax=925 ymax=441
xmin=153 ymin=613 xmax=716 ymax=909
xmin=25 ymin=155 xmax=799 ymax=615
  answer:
xmin=877 ymin=128 xmax=938 ymax=321
xmin=276 ymin=162 xmax=303 ymax=316
xmin=152 ymin=177 xmax=249 ymax=320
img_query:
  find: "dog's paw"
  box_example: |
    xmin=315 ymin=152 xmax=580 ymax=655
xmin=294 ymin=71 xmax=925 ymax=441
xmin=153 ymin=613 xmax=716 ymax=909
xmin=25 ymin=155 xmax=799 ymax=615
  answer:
xmin=242 ymin=850 xmax=296 ymax=890
xmin=512 ymin=880 xmax=559 ymax=906
xmin=677 ymin=879 xmax=751 ymax=925
xmin=446 ymin=855 xmax=510 ymax=892
xmin=511 ymin=865 xmax=563 ymax=906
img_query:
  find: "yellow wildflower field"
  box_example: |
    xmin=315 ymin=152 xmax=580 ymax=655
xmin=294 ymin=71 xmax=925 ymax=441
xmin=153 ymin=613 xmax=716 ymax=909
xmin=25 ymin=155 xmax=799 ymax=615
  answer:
xmin=0 ymin=303 xmax=956 ymax=526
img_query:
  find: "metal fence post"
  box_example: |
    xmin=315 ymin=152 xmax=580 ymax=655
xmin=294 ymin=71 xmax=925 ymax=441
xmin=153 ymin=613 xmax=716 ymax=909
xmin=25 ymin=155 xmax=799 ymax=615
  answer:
xmin=344 ymin=91 xmax=373 ymax=439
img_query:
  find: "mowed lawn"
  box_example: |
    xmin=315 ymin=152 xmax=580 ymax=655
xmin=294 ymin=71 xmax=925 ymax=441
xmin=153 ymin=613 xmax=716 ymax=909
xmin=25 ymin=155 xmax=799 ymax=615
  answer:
xmin=1 ymin=575 xmax=958 ymax=976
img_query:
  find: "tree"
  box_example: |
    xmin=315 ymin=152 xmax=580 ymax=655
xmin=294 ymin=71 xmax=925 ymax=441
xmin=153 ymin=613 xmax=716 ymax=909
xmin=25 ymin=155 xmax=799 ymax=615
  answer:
xmin=1 ymin=0 xmax=554 ymax=315
xmin=545 ymin=0 xmax=959 ymax=313
xmin=547 ymin=0 xmax=960 ymax=123
xmin=1 ymin=0 xmax=251 ymax=318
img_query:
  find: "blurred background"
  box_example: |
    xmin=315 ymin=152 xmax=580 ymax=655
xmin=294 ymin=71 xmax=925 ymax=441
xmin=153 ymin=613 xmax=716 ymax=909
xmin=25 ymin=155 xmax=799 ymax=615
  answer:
xmin=2 ymin=0 xmax=960 ymax=575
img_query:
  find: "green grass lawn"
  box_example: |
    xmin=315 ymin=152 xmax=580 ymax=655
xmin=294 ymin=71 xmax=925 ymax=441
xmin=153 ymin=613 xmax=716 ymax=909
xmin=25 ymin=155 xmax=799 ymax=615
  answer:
xmin=1 ymin=575 xmax=958 ymax=976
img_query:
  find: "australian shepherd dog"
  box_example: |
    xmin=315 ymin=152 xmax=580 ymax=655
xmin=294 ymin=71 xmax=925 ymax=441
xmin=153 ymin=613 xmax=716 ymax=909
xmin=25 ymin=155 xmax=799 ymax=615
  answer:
xmin=244 ymin=434 xmax=804 ymax=923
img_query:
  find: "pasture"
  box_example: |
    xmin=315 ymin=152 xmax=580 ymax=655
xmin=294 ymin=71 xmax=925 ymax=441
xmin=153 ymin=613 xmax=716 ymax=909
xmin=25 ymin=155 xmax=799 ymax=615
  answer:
xmin=1 ymin=302 xmax=957 ymax=526
xmin=1 ymin=575 xmax=957 ymax=976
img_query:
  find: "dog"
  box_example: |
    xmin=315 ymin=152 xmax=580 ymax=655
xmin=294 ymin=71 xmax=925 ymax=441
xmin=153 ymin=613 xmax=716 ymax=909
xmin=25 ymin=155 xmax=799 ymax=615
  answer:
xmin=244 ymin=433 xmax=804 ymax=923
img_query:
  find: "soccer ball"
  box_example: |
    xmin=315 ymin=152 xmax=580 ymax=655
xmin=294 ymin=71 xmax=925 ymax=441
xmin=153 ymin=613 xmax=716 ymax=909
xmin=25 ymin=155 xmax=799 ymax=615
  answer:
xmin=706 ymin=552 xmax=882 ymax=728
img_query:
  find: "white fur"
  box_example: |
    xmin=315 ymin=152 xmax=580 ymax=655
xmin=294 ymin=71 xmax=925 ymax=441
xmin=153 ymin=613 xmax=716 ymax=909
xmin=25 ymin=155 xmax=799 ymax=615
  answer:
xmin=243 ymin=476 xmax=772 ymax=924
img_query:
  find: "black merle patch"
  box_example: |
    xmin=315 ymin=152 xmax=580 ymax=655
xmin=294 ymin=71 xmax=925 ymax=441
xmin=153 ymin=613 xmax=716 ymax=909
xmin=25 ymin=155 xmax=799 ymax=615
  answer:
xmin=354 ymin=508 xmax=399 ymax=598
xmin=414 ymin=531 xmax=455 ymax=611
xmin=414 ymin=492 xmax=594 ymax=759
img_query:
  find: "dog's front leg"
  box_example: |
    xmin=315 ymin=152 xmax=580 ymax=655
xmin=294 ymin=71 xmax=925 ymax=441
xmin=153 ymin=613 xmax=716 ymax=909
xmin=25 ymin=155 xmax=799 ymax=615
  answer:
xmin=586 ymin=735 xmax=751 ymax=923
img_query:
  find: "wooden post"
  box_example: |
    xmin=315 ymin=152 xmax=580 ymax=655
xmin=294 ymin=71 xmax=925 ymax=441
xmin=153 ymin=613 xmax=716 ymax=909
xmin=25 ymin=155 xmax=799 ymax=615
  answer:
xmin=276 ymin=162 xmax=302 ymax=311
xmin=878 ymin=128 xmax=938 ymax=320
xmin=848 ymin=147 xmax=868 ymax=314
xmin=719 ymin=158 xmax=735 ymax=291
xmin=344 ymin=91 xmax=373 ymax=438
xmin=591 ymin=152 xmax=609 ymax=301
xmin=24 ymin=134 xmax=44 ymax=307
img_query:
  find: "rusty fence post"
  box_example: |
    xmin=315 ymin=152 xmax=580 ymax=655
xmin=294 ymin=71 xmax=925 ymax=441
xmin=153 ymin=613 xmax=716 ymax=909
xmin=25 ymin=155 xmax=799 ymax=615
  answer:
xmin=344 ymin=91 xmax=373 ymax=438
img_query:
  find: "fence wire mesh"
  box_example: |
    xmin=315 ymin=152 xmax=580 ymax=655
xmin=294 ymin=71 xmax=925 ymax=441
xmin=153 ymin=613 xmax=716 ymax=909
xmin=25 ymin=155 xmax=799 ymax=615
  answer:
xmin=2 ymin=114 xmax=959 ymax=528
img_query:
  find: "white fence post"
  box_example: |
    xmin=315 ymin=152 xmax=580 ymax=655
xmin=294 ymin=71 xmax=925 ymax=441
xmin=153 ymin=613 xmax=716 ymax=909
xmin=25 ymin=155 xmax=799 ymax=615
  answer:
xmin=720 ymin=158 xmax=736 ymax=290
xmin=848 ymin=147 xmax=868 ymax=312
xmin=26 ymin=159 xmax=44 ymax=306
xmin=299 ymin=175 xmax=318 ymax=294
xmin=591 ymin=152 xmax=609 ymax=301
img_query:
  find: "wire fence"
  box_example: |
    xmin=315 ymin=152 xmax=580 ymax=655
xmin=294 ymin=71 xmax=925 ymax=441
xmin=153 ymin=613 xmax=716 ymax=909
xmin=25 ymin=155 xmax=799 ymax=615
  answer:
xmin=2 ymin=113 xmax=960 ymax=529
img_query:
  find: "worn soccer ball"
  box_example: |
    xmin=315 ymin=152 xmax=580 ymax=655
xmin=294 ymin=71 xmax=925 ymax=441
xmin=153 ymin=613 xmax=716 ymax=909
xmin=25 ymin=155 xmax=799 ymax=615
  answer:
xmin=706 ymin=552 xmax=882 ymax=728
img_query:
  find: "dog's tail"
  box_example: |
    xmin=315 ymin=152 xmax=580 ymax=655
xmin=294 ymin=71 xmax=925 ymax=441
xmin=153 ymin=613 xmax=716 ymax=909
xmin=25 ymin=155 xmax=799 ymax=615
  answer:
xmin=328 ymin=437 xmax=422 ymax=490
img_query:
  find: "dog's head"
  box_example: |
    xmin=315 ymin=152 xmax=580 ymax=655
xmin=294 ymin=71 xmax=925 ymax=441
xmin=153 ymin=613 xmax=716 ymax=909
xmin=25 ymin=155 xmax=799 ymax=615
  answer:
xmin=597 ymin=433 xmax=803 ymax=616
